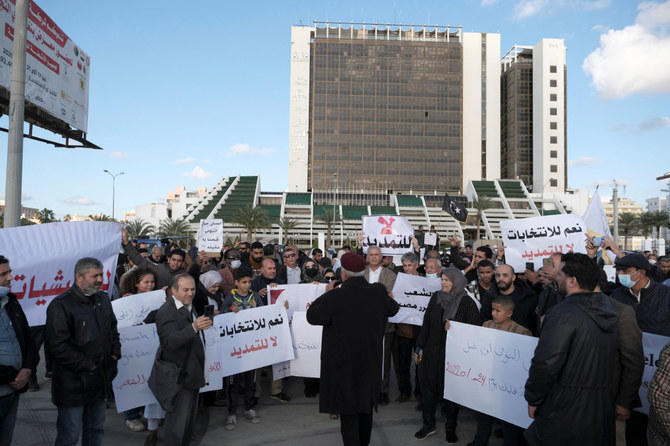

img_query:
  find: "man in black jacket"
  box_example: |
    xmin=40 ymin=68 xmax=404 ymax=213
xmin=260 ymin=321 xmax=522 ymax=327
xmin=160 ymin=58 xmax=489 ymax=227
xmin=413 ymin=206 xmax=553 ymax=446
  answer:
xmin=46 ymin=257 xmax=121 ymax=446
xmin=0 ymin=255 xmax=39 ymax=444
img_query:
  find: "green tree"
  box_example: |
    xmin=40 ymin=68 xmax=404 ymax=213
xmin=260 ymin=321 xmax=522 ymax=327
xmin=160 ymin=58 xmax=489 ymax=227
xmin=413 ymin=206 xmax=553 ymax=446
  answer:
xmin=88 ymin=214 xmax=115 ymax=222
xmin=471 ymin=195 xmax=493 ymax=240
xmin=36 ymin=208 xmax=56 ymax=223
xmin=618 ymin=212 xmax=639 ymax=251
xmin=650 ymin=210 xmax=669 ymax=241
xmin=316 ymin=208 xmax=341 ymax=250
xmin=20 ymin=218 xmax=35 ymax=226
xmin=638 ymin=211 xmax=657 ymax=239
xmin=231 ymin=206 xmax=270 ymax=242
xmin=62 ymin=214 xmax=72 ymax=222
xmin=157 ymin=218 xmax=191 ymax=240
xmin=277 ymin=217 xmax=299 ymax=245
xmin=126 ymin=218 xmax=156 ymax=239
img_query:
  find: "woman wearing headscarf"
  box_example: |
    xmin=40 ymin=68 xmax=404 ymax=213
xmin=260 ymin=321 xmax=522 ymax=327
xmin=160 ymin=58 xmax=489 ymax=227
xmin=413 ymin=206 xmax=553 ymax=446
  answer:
xmin=413 ymin=266 xmax=480 ymax=443
xmin=300 ymin=259 xmax=322 ymax=284
xmin=193 ymin=270 xmax=225 ymax=316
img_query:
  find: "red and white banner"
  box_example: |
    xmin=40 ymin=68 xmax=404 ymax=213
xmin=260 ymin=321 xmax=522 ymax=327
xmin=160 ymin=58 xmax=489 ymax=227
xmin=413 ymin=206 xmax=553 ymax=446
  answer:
xmin=361 ymin=215 xmax=414 ymax=255
xmin=0 ymin=0 xmax=91 ymax=131
xmin=0 ymin=221 xmax=121 ymax=326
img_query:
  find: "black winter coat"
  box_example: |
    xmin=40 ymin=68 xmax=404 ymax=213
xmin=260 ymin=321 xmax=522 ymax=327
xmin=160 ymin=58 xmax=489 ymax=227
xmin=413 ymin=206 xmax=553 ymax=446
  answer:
xmin=46 ymin=286 xmax=121 ymax=407
xmin=480 ymin=279 xmax=538 ymax=333
xmin=524 ymin=292 xmax=618 ymax=446
xmin=611 ymin=279 xmax=670 ymax=337
xmin=0 ymin=293 xmax=39 ymax=390
xmin=416 ymin=292 xmax=480 ymax=397
xmin=306 ymin=276 xmax=399 ymax=415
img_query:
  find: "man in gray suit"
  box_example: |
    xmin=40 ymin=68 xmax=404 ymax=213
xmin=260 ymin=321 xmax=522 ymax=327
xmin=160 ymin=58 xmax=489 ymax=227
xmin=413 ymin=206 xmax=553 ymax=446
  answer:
xmin=155 ymin=273 xmax=212 ymax=446
xmin=364 ymin=246 xmax=397 ymax=405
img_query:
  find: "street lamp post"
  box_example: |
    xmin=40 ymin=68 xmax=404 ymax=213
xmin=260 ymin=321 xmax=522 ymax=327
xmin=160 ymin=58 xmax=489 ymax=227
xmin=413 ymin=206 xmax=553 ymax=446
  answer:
xmin=103 ymin=170 xmax=124 ymax=220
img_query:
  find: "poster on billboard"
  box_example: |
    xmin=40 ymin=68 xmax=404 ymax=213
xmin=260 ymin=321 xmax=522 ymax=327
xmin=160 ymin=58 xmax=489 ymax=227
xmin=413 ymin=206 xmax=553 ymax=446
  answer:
xmin=0 ymin=0 xmax=90 ymax=131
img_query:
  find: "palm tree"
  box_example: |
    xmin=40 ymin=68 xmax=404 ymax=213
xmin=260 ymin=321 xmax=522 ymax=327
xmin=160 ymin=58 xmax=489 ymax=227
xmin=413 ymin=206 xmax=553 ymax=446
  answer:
xmin=638 ymin=211 xmax=657 ymax=239
xmin=126 ymin=218 xmax=156 ymax=239
xmin=471 ymin=195 xmax=493 ymax=240
xmin=618 ymin=212 xmax=639 ymax=251
xmin=277 ymin=217 xmax=299 ymax=245
xmin=231 ymin=206 xmax=270 ymax=242
xmin=650 ymin=210 xmax=669 ymax=241
xmin=157 ymin=217 xmax=191 ymax=239
xmin=316 ymin=208 xmax=341 ymax=250
xmin=35 ymin=208 xmax=56 ymax=223
xmin=88 ymin=214 xmax=115 ymax=222
xmin=62 ymin=214 xmax=72 ymax=222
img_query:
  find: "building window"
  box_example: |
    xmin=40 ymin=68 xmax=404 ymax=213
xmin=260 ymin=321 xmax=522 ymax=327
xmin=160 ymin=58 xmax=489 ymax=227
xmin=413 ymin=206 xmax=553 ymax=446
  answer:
xmin=550 ymin=122 xmax=557 ymax=129
xmin=550 ymin=79 xmax=557 ymax=87
xmin=550 ymin=65 xmax=557 ymax=73
xmin=550 ymin=94 xmax=557 ymax=101
xmin=550 ymin=136 xmax=558 ymax=144
xmin=550 ymin=108 xmax=557 ymax=115
xmin=550 ymin=150 xmax=558 ymax=158
xmin=550 ymin=178 xmax=558 ymax=187
xmin=550 ymin=164 xmax=558 ymax=173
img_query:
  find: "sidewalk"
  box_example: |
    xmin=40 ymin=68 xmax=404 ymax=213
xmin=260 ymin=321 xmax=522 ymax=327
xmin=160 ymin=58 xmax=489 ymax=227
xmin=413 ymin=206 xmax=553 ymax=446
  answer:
xmin=15 ymin=354 xmax=501 ymax=446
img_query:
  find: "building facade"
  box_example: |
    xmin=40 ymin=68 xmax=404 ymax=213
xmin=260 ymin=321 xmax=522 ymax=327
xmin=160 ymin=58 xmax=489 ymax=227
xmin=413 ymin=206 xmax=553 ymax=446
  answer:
xmin=289 ymin=22 xmax=501 ymax=195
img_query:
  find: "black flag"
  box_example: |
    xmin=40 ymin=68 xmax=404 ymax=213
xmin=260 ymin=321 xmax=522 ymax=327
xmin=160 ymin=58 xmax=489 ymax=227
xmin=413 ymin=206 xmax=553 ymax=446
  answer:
xmin=442 ymin=193 xmax=468 ymax=222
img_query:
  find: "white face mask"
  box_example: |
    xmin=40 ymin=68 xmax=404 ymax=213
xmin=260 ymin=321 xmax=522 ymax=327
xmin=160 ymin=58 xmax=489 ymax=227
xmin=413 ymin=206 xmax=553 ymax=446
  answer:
xmin=0 ymin=286 xmax=9 ymax=297
xmin=649 ymin=259 xmax=657 ymax=266
xmin=426 ymin=273 xmax=438 ymax=279
xmin=230 ymin=260 xmax=241 ymax=269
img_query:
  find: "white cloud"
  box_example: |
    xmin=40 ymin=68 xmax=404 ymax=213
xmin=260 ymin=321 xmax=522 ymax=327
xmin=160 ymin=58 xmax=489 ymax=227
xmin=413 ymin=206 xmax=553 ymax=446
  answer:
xmin=182 ymin=166 xmax=212 ymax=179
xmin=110 ymin=151 xmax=128 ymax=159
xmin=173 ymin=157 xmax=195 ymax=165
xmin=514 ymin=0 xmax=610 ymax=18
xmin=568 ymin=156 xmax=602 ymax=167
xmin=638 ymin=116 xmax=670 ymax=131
xmin=226 ymin=143 xmax=276 ymax=157
xmin=583 ymin=1 xmax=670 ymax=99
xmin=62 ymin=196 xmax=97 ymax=206
xmin=481 ymin=0 xmax=501 ymax=6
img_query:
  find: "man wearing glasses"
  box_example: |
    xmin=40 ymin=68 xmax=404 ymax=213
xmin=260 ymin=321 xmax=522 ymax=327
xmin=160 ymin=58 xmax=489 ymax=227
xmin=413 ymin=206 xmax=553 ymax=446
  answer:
xmin=218 ymin=248 xmax=242 ymax=295
xmin=278 ymin=247 xmax=301 ymax=284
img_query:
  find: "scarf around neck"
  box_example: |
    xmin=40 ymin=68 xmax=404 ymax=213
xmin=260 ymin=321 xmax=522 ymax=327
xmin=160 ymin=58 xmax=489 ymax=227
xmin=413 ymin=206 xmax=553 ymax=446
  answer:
xmin=436 ymin=266 xmax=468 ymax=322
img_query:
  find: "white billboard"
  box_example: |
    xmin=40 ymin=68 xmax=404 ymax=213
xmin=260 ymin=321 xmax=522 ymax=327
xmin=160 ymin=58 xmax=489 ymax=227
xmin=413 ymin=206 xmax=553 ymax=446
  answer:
xmin=0 ymin=0 xmax=90 ymax=132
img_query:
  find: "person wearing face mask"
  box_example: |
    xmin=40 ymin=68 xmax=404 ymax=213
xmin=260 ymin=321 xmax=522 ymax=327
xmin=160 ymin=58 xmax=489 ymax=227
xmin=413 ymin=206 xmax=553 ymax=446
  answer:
xmin=301 ymin=260 xmax=322 ymax=284
xmin=218 ymin=248 xmax=242 ymax=295
xmin=363 ymin=246 xmax=397 ymax=406
xmin=0 ymin=256 xmax=39 ymax=445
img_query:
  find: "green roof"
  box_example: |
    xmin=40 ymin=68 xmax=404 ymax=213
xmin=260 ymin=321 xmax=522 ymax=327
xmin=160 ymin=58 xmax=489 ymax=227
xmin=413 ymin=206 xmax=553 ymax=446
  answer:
xmin=258 ymin=204 xmax=281 ymax=224
xmin=341 ymin=206 xmax=368 ymax=220
xmin=213 ymin=176 xmax=258 ymax=221
xmin=190 ymin=178 xmax=234 ymax=222
xmin=472 ymin=180 xmax=499 ymax=198
xmin=285 ymin=193 xmax=311 ymax=205
xmin=370 ymin=206 xmax=396 ymax=215
xmin=498 ymin=180 xmax=526 ymax=198
xmin=396 ymin=195 xmax=423 ymax=207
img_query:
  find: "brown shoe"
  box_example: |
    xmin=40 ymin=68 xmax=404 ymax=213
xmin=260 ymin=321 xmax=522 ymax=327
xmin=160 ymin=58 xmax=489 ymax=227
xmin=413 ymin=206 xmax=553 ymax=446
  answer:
xmin=144 ymin=430 xmax=157 ymax=446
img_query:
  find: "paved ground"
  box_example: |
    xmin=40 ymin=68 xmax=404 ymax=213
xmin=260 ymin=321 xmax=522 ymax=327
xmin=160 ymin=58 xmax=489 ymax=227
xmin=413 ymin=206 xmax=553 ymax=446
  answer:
xmin=14 ymin=350 xmax=505 ymax=446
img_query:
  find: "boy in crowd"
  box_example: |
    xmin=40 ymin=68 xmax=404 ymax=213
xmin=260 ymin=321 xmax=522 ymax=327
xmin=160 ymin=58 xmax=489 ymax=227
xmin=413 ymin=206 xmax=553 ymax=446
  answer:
xmin=468 ymin=296 xmax=531 ymax=446
xmin=221 ymin=267 xmax=264 ymax=430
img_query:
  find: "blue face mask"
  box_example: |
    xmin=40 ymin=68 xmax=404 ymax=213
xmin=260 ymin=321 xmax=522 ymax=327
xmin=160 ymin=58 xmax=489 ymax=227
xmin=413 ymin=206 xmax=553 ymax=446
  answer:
xmin=618 ymin=273 xmax=638 ymax=288
xmin=0 ymin=286 xmax=9 ymax=297
xmin=426 ymin=273 xmax=438 ymax=279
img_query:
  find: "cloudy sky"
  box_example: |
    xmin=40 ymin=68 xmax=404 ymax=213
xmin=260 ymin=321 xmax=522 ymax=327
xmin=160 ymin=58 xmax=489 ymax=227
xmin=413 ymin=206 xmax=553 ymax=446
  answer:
xmin=0 ymin=0 xmax=668 ymax=219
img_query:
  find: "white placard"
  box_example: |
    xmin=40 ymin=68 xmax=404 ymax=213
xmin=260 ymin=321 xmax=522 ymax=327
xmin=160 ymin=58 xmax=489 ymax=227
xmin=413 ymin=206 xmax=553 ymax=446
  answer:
xmin=501 ymin=214 xmax=587 ymax=272
xmin=112 ymin=290 xmax=165 ymax=328
xmin=0 ymin=1 xmax=90 ymax=131
xmin=603 ymin=265 xmax=616 ymax=283
xmin=424 ymin=232 xmax=437 ymax=246
xmin=214 ymin=305 xmax=294 ymax=376
xmin=0 ymin=221 xmax=121 ymax=326
xmin=389 ymin=273 xmax=441 ymax=325
xmin=361 ymin=215 xmax=414 ymax=255
xmin=112 ymin=324 xmax=160 ymax=413
xmin=268 ymin=283 xmax=327 ymax=322
xmin=637 ymin=332 xmax=670 ymax=414
xmin=288 ymin=311 xmax=322 ymax=378
xmin=198 ymin=219 xmax=223 ymax=253
xmin=444 ymin=321 xmax=538 ymax=428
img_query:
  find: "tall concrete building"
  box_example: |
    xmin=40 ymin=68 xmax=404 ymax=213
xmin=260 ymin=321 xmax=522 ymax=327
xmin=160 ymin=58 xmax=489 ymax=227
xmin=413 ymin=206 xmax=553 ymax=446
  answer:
xmin=501 ymin=39 xmax=567 ymax=194
xmin=288 ymin=22 xmax=501 ymax=195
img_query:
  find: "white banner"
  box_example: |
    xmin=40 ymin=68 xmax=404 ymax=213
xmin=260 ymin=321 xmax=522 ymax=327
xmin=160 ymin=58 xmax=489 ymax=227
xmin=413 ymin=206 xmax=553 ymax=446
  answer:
xmin=637 ymin=332 xmax=670 ymax=414
xmin=424 ymin=232 xmax=437 ymax=247
xmin=268 ymin=283 xmax=327 ymax=321
xmin=0 ymin=1 xmax=90 ymax=131
xmin=288 ymin=311 xmax=322 ymax=378
xmin=198 ymin=219 xmax=223 ymax=253
xmin=389 ymin=273 xmax=441 ymax=325
xmin=112 ymin=324 xmax=159 ymax=413
xmin=112 ymin=290 xmax=166 ymax=329
xmin=0 ymin=221 xmax=121 ymax=326
xmin=361 ymin=215 xmax=414 ymax=255
xmin=501 ymin=214 xmax=587 ymax=272
xmin=214 ymin=305 xmax=294 ymax=376
xmin=444 ymin=321 xmax=538 ymax=428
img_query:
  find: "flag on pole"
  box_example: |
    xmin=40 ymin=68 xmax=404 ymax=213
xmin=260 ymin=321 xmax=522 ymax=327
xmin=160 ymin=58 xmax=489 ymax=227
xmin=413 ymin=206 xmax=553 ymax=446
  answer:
xmin=442 ymin=193 xmax=468 ymax=222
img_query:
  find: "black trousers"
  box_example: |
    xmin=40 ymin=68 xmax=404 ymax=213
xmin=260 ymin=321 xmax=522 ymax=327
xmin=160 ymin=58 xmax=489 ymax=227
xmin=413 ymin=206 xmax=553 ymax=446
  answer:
xmin=340 ymin=412 xmax=373 ymax=446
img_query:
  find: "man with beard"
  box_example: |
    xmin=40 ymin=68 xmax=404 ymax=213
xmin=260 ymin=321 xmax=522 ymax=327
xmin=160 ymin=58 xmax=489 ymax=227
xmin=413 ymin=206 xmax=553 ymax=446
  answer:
xmin=480 ymin=264 xmax=537 ymax=332
xmin=122 ymin=229 xmax=186 ymax=289
xmin=46 ymin=258 xmax=121 ymax=446
xmin=449 ymin=237 xmax=493 ymax=283
xmin=524 ymin=253 xmax=618 ymax=445
xmin=246 ymin=242 xmax=265 ymax=279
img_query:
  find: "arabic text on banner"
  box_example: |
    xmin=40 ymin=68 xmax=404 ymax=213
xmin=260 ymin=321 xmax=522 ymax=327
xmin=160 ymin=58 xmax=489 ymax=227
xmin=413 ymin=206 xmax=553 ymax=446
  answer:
xmin=361 ymin=215 xmax=414 ymax=255
xmin=213 ymin=305 xmax=294 ymax=377
xmin=388 ymin=273 xmax=441 ymax=326
xmin=0 ymin=221 xmax=121 ymax=326
xmin=288 ymin=311 xmax=322 ymax=378
xmin=198 ymin=219 xmax=224 ymax=253
xmin=112 ymin=290 xmax=166 ymax=329
xmin=444 ymin=321 xmax=538 ymax=428
xmin=112 ymin=324 xmax=160 ymax=413
xmin=500 ymin=214 xmax=587 ymax=272
xmin=637 ymin=332 xmax=670 ymax=414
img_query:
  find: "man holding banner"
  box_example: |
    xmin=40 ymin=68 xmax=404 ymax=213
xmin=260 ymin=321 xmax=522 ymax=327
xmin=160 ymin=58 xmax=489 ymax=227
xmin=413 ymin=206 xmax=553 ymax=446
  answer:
xmin=307 ymin=253 xmax=399 ymax=446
